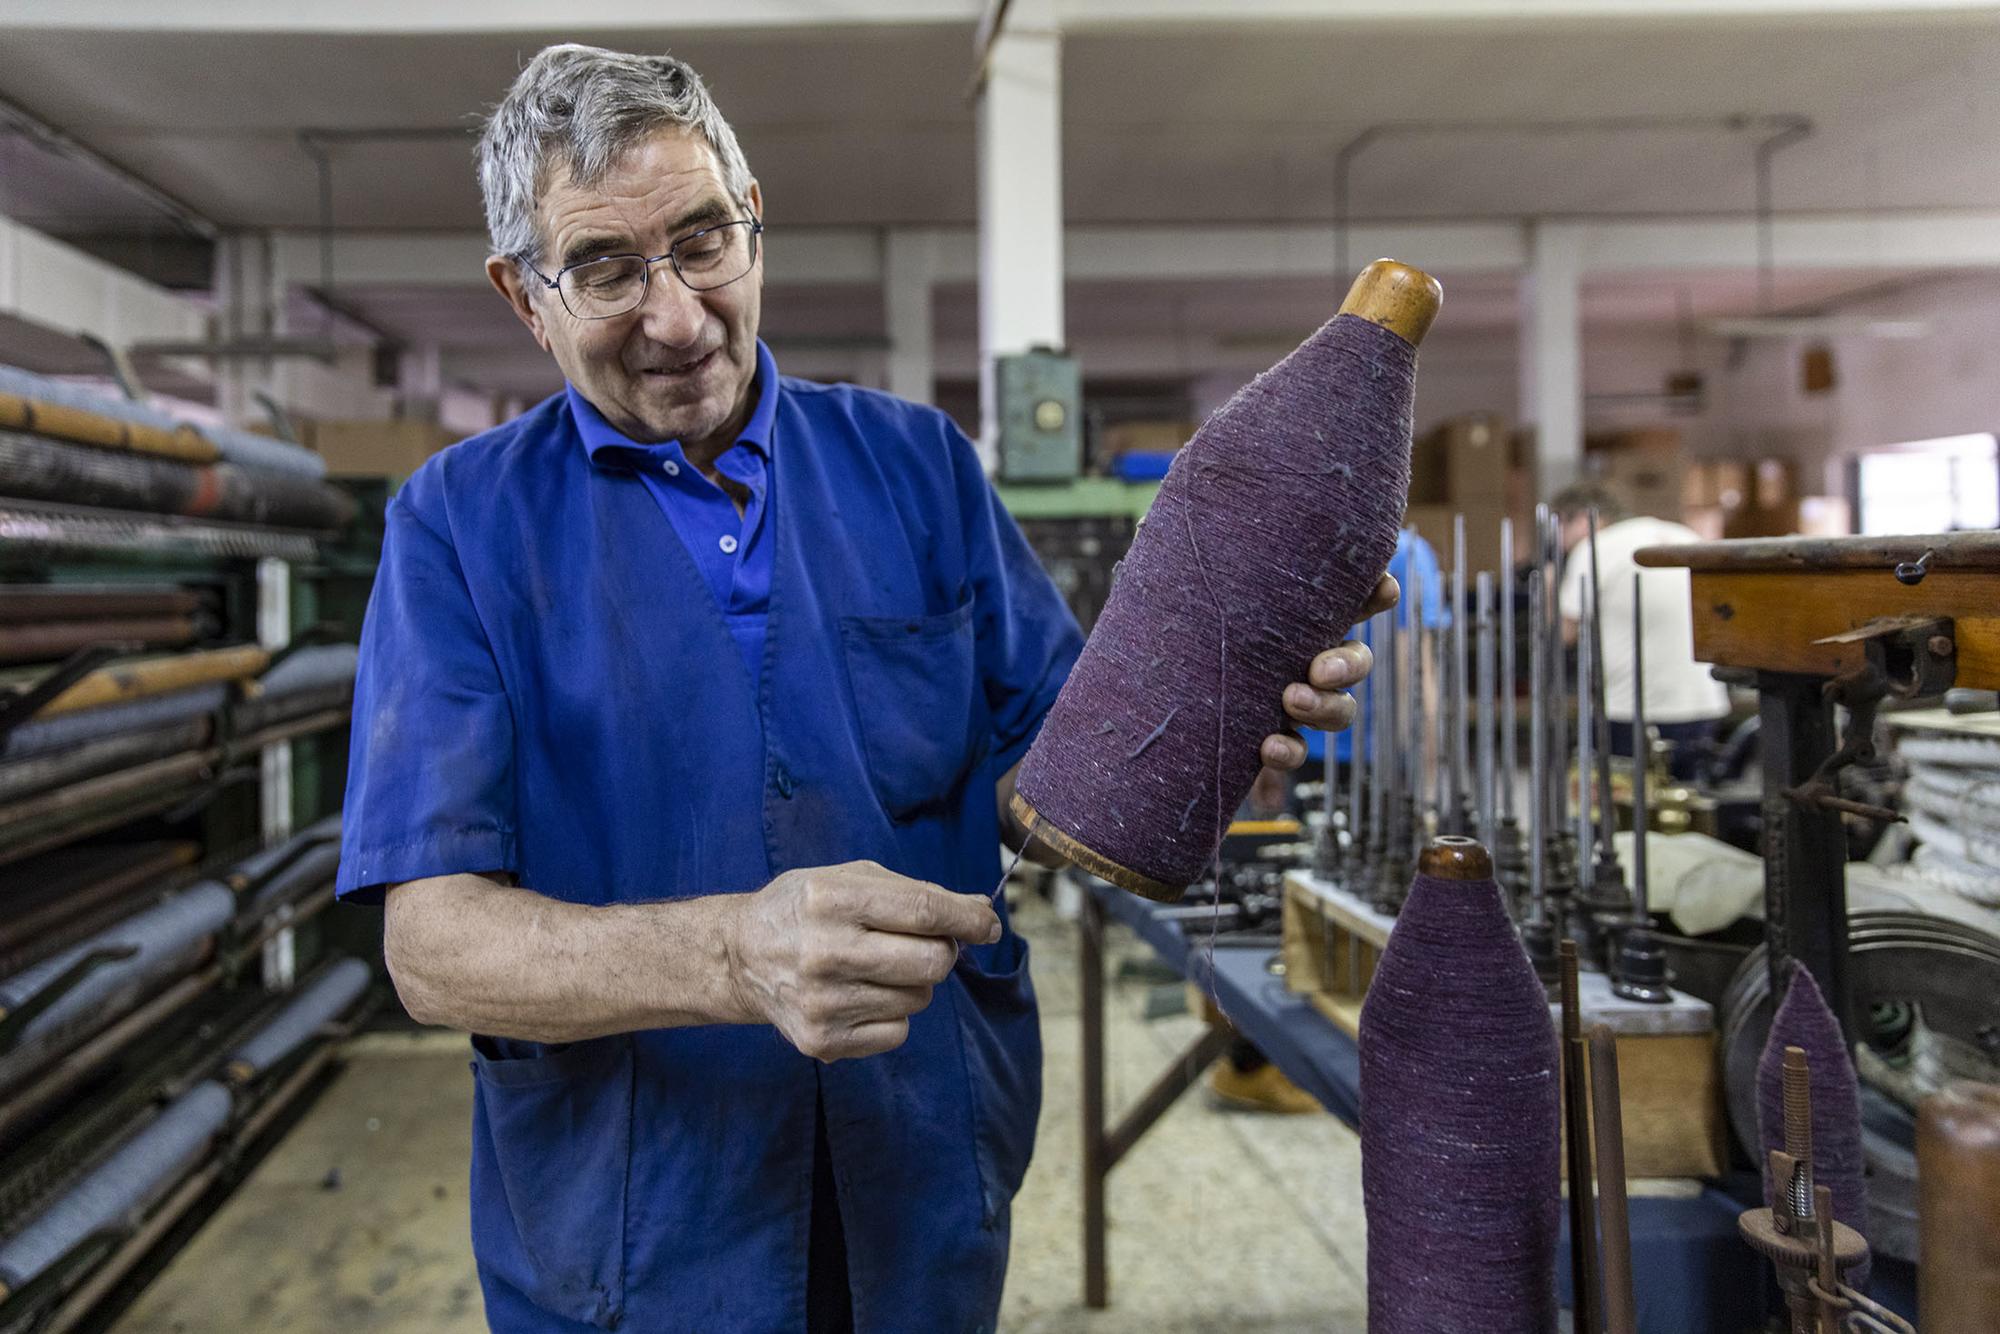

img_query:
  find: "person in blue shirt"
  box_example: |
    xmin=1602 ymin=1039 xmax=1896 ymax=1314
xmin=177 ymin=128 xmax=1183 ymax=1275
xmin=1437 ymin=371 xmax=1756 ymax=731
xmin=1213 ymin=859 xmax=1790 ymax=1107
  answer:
xmin=337 ymin=44 xmax=1387 ymax=1334
xmin=1302 ymin=526 xmax=1447 ymax=770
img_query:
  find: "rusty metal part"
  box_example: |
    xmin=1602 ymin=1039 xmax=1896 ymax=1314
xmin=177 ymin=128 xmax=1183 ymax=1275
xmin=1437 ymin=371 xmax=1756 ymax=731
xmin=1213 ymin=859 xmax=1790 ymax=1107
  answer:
xmin=1558 ymin=941 xmax=1600 ymax=1334
xmin=1588 ymin=1025 xmax=1636 ymax=1334
xmin=1739 ymin=1046 xmax=1876 ymax=1334
xmin=0 ymin=587 xmax=201 ymax=623
xmin=1780 ymin=620 xmax=1956 ymax=828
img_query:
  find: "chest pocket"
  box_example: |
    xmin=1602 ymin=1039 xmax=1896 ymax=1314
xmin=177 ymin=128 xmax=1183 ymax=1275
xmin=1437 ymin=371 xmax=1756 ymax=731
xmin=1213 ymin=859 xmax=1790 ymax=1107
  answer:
xmin=839 ymin=598 xmax=985 ymax=821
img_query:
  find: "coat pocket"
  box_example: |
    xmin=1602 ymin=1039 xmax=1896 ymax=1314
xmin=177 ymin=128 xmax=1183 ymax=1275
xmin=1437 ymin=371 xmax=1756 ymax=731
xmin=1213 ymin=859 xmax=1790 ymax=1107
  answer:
xmin=838 ymin=597 xmax=985 ymax=821
xmin=952 ymin=929 xmax=1043 ymax=1224
xmin=469 ymin=1034 xmax=634 ymax=1329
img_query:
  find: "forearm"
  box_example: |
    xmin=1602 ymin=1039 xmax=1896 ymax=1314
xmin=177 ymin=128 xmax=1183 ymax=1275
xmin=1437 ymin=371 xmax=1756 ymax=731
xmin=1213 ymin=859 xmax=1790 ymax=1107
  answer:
xmin=383 ymin=873 xmax=754 ymax=1043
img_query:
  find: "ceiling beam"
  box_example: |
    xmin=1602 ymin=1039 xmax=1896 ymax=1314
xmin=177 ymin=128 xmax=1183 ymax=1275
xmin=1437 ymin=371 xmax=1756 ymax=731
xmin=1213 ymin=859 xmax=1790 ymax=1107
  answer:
xmin=7 ymin=0 xmax=1986 ymax=28
xmin=276 ymin=210 xmax=2000 ymax=294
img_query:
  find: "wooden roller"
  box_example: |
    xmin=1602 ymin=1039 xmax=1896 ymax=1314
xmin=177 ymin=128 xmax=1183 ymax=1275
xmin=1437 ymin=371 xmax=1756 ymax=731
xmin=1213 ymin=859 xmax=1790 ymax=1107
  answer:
xmin=1919 ymin=1080 xmax=2000 ymax=1328
xmin=23 ymin=645 xmax=271 ymax=718
xmin=0 ymin=392 xmax=218 ymax=465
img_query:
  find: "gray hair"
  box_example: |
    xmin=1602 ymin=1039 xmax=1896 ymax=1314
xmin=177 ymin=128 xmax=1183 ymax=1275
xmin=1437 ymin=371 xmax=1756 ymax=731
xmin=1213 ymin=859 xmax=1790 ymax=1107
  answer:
xmin=477 ymin=44 xmax=754 ymax=266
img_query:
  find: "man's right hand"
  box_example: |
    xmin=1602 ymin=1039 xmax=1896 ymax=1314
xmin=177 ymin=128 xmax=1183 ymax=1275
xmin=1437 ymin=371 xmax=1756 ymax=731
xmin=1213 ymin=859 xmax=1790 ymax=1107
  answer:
xmin=725 ymin=861 xmax=1002 ymax=1062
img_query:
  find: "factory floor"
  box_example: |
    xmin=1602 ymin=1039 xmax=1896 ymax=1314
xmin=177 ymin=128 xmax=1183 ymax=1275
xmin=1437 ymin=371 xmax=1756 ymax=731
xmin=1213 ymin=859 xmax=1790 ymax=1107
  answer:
xmin=109 ymin=889 xmax=1369 ymax=1333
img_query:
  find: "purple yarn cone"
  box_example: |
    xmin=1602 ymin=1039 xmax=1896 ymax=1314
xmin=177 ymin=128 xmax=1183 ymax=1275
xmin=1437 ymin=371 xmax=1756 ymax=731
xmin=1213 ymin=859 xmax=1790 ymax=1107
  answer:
xmin=1015 ymin=310 xmax=1416 ymax=894
xmin=1359 ymin=871 xmax=1561 ymax=1331
xmin=1757 ymin=962 xmax=1871 ymax=1286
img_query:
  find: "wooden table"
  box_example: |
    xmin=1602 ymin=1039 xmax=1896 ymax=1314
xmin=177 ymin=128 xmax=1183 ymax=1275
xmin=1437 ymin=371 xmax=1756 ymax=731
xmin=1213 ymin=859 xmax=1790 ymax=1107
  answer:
xmin=1635 ymin=531 xmax=2000 ymax=1035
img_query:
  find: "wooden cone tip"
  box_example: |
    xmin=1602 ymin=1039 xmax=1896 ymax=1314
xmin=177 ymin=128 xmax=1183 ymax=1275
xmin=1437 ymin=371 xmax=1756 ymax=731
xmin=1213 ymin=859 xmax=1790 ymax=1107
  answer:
xmin=1417 ymin=834 xmax=1492 ymax=881
xmin=1338 ymin=258 xmax=1443 ymax=347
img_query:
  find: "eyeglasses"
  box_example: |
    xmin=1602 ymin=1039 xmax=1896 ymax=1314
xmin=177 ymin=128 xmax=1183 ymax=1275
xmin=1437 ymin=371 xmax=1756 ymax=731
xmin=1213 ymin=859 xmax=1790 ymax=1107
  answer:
xmin=524 ymin=219 xmax=764 ymax=320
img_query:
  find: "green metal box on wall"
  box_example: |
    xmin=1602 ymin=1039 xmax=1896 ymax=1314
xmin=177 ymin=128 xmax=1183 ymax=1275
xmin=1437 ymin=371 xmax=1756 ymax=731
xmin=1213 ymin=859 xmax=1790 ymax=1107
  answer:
xmin=996 ymin=348 xmax=1082 ymax=483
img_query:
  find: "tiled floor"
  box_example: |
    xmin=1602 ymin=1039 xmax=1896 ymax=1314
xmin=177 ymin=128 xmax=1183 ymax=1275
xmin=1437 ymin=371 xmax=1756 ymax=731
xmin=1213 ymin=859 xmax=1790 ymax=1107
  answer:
xmin=111 ymin=888 xmax=1367 ymax=1333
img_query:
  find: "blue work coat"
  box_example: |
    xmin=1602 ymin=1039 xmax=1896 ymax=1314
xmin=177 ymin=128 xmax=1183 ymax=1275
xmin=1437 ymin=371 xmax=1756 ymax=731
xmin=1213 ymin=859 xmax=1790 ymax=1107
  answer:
xmin=336 ymin=361 xmax=1083 ymax=1332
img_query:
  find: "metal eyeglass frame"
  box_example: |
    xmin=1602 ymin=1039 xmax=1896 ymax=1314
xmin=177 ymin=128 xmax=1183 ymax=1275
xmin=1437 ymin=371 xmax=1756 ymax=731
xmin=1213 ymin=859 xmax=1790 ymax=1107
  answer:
xmin=522 ymin=219 xmax=764 ymax=320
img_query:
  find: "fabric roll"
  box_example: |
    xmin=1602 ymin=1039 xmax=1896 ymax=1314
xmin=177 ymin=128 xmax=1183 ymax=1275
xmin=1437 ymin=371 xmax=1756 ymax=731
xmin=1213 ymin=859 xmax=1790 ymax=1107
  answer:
xmin=0 ymin=685 xmax=229 ymax=763
xmin=0 ymin=1081 xmax=231 ymax=1290
xmin=226 ymin=958 xmax=370 ymax=1079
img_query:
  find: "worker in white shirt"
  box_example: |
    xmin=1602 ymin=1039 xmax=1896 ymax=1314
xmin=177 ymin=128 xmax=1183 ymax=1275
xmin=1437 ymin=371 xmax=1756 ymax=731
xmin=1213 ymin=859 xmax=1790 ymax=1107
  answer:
xmin=1554 ymin=482 xmax=1730 ymax=780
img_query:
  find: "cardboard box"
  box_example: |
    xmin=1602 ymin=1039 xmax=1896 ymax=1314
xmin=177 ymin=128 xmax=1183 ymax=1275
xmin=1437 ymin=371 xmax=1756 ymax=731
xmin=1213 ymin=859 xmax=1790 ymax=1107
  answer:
xmin=1405 ymin=501 xmax=1511 ymax=580
xmin=1587 ymin=431 xmax=1684 ymax=522
xmin=1412 ymin=413 xmax=1510 ymax=506
xmin=306 ymin=418 xmax=458 ymax=480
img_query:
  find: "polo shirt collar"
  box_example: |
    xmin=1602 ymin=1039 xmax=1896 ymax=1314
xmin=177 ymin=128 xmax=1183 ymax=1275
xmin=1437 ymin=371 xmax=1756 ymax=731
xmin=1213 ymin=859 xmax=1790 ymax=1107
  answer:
xmin=569 ymin=338 xmax=779 ymax=468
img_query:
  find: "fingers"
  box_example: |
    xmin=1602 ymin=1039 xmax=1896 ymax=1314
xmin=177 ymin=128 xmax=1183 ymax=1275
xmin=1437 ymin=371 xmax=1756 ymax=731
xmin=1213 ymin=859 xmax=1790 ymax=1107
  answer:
xmin=1361 ymin=572 xmax=1400 ymax=618
xmin=840 ymin=870 xmax=1000 ymax=945
xmin=1308 ymin=640 xmax=1373 ymax=692
xmin=1260 ymin=730 xmax=1308 ymax=770
xmin=788 ymin=983 xmax=933 ymax=1062
xmin=838 ymin=931 xmax=960 ymax=988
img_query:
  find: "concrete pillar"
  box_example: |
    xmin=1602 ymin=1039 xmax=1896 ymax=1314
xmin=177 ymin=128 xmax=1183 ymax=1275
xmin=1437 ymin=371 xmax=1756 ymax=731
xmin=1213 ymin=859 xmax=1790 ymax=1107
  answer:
xmin=975 ymin=1 xmax=1064 ymax=473
xmin=884 ymin=230 xmax=937 ymax=406
xmin=212 ymin=231 xmax=279 ymax=429
xmin=399 ymin=343 xmax=444 ymax=422
xmin=1518 ymin=220 xmax=1584 ymax=496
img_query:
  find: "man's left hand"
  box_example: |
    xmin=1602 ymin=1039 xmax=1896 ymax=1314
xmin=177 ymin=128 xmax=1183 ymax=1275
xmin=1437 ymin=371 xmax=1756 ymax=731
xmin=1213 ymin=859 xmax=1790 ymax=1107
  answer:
xmin=1260 ymin=572 xmax=1398 ymax=771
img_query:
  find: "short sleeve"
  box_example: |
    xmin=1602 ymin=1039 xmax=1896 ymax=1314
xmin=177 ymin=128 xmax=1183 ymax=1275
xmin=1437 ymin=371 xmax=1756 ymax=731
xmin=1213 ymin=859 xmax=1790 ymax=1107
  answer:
xmin=943 ymin=420 xmax=1085 ymax=775
xmin=336 ymin=483 xmax=518 ymax=903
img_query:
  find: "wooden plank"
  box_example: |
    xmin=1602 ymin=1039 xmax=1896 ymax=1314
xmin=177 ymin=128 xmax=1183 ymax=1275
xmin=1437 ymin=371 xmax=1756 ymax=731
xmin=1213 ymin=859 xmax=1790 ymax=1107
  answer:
xmin=1638 ymin=530 xmax=2000 ymax=573
xmin=1687 ymin=568 xmax=2000 ymax=688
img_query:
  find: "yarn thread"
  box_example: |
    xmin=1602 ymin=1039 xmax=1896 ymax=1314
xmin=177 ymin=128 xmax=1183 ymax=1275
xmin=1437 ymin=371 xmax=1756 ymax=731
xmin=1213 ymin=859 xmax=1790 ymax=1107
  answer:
xmin=1360 ymin=869 xmax=1561 ymax=1331
xmin=1757 ymin=961 xmax=1871 ymax=1287
xmin=1015 ymin=311 xmax=1417 ymax=894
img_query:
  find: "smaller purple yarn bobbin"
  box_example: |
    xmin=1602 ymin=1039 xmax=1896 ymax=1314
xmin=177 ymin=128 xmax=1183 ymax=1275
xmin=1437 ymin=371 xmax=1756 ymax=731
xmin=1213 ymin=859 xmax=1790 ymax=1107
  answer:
xmin=1360 ymin=837 xmax=1561 ymax=1333
xmin=1757 ymin=961 xmax=1871 ymax=1287
xmin=1013 ymin=260 xmax=1441 ymax=901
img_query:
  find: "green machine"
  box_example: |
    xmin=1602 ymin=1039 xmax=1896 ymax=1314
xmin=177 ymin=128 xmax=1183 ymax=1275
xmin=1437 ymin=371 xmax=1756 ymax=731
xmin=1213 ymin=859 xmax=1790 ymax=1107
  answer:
xmin=996 ymin=347 xmax=1082 ymax=484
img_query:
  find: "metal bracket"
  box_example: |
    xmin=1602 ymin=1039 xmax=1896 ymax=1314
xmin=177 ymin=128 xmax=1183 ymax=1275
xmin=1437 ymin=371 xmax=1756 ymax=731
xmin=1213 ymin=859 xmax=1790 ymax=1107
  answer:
xmin=1784 ymin=617 xmax=1956 ymax=823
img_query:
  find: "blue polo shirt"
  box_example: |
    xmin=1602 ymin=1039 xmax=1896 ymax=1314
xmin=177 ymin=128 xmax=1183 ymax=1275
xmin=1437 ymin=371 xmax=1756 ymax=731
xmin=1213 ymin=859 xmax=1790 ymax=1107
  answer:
xmin=336 ymin=348 xmax=1083 ymax=1333
xmin=563 ymin=341 xmax=778 ymax=679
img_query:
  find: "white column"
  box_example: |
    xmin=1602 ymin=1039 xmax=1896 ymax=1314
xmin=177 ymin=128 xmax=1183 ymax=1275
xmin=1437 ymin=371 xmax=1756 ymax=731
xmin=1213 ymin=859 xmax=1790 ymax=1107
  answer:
xmin=884 ymin=229 xmax=937 ymax=405
xmin=212 ymin=231 xmax=279 ymax=429
xmin=975 ymin=2 xmax=1064 ymax=473
xmin=1517 ymin=220 xmax=1584 ymax=497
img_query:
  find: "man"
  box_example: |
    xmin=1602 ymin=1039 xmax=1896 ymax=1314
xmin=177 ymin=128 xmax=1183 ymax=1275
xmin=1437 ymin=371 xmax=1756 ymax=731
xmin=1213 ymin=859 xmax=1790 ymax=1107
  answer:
xmin=1554 ymin=482 xmax=1729 ymax=779
xmin=338 ymin=45 xmax=1385 ymax=1334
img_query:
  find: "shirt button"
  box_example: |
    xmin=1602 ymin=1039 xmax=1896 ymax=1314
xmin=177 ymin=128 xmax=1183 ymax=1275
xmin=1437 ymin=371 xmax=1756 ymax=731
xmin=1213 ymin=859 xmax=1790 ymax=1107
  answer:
xmin=718 ymin=534 xmax=739 ymax=555
xmin=662 ymin=460 xmax=680 ymax=477
xmin=775 ymin=767 xmax=795 ymax=799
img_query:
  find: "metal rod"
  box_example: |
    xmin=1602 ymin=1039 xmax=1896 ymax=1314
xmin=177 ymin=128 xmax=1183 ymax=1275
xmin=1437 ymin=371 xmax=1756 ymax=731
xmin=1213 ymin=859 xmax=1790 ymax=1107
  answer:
xmin=1560 ymin=941 xmax=1603 ymax=1334
xmin=1450 ymin=515 xmax=1469 ymax=833
xmin=1500 ymin=517 xmax=1518 ymax=820
xmin=1631 ymin=574 xmax=1650 ymax=921
xmin=1368 ymin=612 xmax=1388 ymax=860
xmin=1349 ymin=620 xmax=1369 ymax=868
xmin=1589 ymin=1025 xmax=1638 ymax=1334
xmin=1529 ymin=568 xmax=1548 ymax=923
xmin=1407 ymin=562 xmax=1426 ymax=858
xmin=1589 ymin=511 xmax=1621 ymax=870
xmin=1476 ymin=571 xmax=1497 ymax=851
xmin=1545 ymin=509 xmax=1569 ymax=832
xmin=1577 ymin=573 xmax=1597 ymax=895
xmin=1430 ymin=619 xmax=1448 ymax=838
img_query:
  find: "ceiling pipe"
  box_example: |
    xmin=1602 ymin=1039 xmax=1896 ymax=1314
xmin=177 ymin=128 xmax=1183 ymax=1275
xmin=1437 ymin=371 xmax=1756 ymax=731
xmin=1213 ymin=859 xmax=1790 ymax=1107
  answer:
xmin=1332 ymin=114 xmax=1814 ymax=280
xmin=0 ymin=92 xmax=219 ymax=243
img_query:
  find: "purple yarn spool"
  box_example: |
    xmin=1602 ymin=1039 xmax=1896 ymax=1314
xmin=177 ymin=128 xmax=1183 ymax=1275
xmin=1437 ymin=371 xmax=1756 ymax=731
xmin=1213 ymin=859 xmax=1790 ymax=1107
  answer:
xmin=1360 ymin=838 xmax=1561 ymax=1332
xmin=1757 ymin=962 xmax=1870 ymax=1285
xmin=1014 ymin=261 xmax=1440 ymax=901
